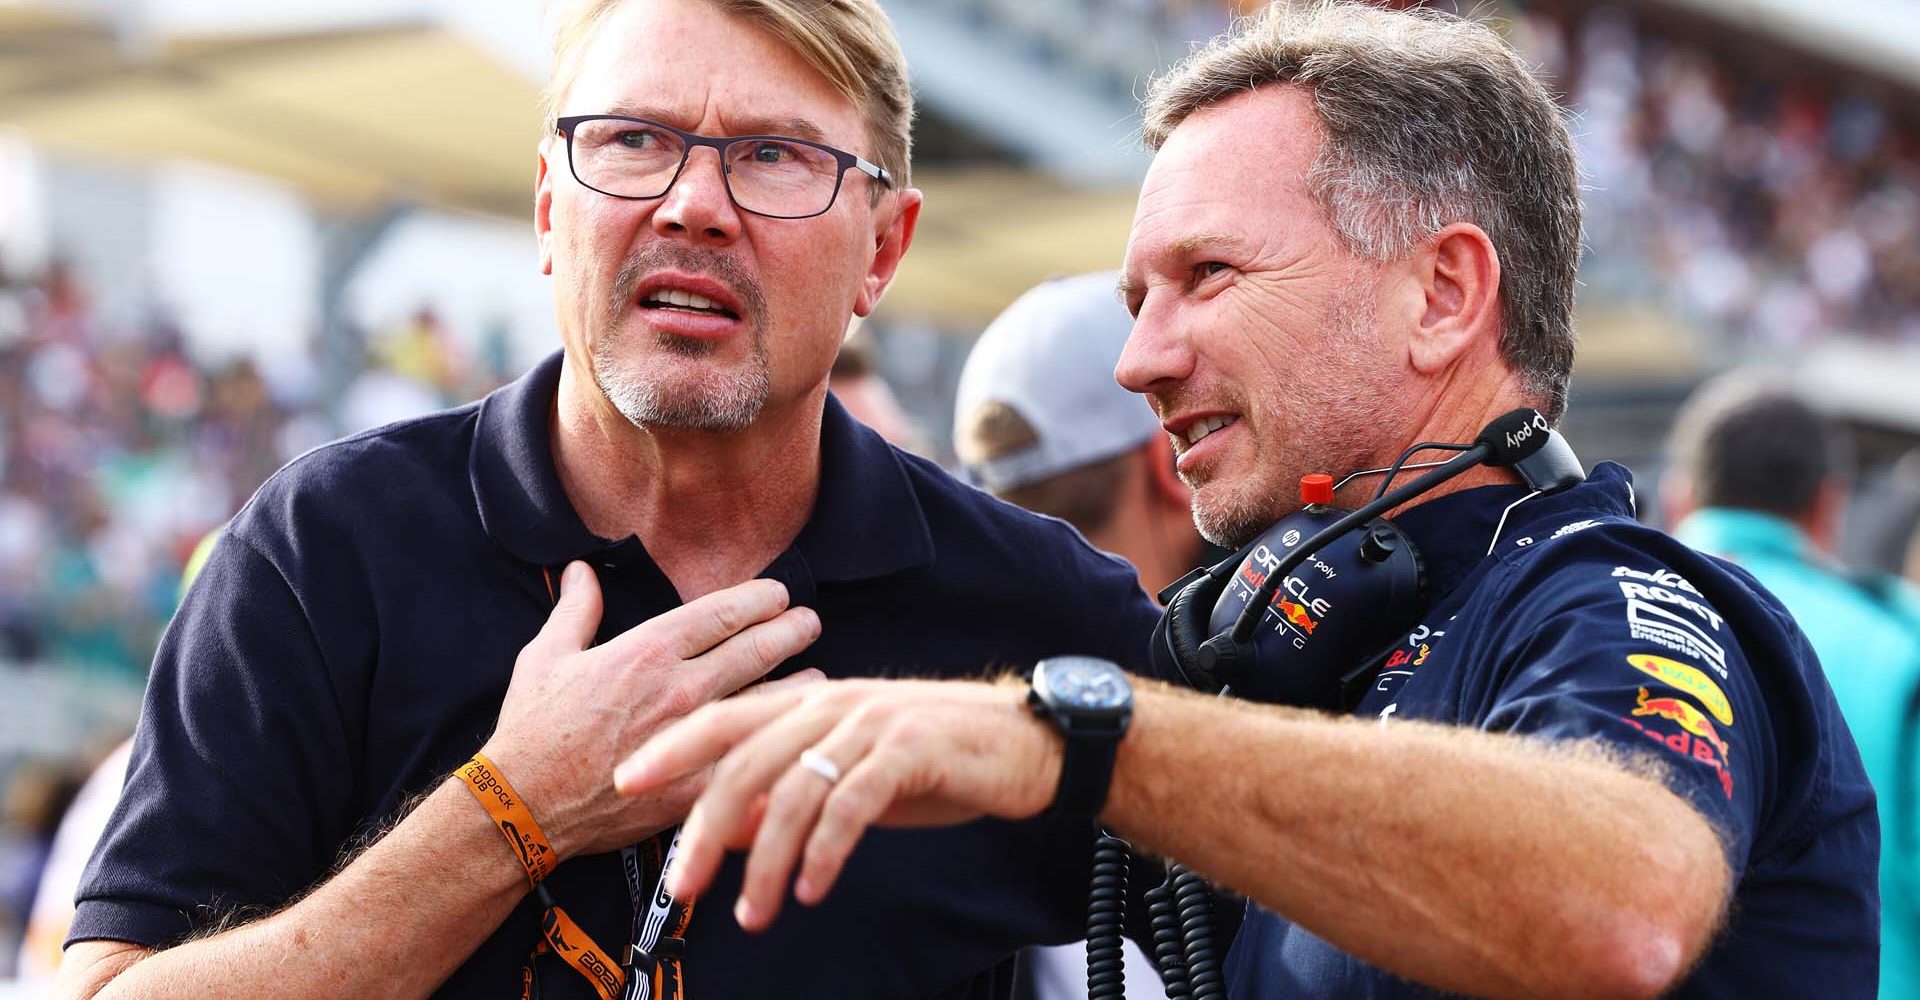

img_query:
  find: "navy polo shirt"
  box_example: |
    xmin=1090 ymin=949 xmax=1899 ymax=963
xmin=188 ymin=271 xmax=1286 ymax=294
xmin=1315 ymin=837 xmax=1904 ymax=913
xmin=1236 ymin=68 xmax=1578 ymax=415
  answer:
xmin=70 ymin=351 xmax=1165 ymax=999
xmin=1226 ymin=463 xmax=1879 ymax=998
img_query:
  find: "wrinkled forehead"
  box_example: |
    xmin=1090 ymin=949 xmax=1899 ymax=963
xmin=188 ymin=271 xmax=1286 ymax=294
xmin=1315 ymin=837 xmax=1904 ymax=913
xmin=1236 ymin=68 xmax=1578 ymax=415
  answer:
xmin=564 ymin=0 xmax=868 ymax=149
xmin=1124 ymin=88 xmax=1324 ymax=272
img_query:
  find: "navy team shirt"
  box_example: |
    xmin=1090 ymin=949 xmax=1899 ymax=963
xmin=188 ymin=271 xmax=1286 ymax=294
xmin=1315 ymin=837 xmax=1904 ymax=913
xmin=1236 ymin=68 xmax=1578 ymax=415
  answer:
xmin=69 ymin=352 xmax=1166 ymax=1000
xmin=1226 ymin=463 xmax=1879 ymax=998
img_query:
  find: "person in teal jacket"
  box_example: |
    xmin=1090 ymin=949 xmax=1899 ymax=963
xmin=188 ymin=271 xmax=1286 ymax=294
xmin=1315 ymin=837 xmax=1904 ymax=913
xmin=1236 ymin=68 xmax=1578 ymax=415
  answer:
xmin=1667 ymin=373 xmax=1920 ymax=999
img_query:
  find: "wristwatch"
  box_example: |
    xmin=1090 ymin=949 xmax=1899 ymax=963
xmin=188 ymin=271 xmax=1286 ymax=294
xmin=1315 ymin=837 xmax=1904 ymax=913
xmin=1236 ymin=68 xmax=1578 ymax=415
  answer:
xmin=1027 ymin=656 xmax=1134 ymax=819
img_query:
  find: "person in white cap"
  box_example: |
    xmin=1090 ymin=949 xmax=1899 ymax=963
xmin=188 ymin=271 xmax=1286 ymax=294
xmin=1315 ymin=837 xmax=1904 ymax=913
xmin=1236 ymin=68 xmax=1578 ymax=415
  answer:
xmin=955 ymin=272 xmax=1207 ymax=597
xmin=956 ymin=272 xmax=1212 ymax=1000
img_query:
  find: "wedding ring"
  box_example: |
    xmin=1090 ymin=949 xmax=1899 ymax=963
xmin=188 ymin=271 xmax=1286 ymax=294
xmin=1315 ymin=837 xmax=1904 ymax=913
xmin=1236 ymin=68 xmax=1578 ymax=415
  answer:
xmin=798 ymin=748 xmax=842 ymax=786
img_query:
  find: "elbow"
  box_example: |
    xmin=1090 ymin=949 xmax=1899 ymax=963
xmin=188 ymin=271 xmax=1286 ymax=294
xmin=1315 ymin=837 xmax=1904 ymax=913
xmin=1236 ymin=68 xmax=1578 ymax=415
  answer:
xmin=1567 ymin=918 xmax=1691 ymax=1000
xmin=1557 ymin=797 xmax=1729 ymax=1000
xmin=1560 ymin=884 xmax=1723 ymax=1000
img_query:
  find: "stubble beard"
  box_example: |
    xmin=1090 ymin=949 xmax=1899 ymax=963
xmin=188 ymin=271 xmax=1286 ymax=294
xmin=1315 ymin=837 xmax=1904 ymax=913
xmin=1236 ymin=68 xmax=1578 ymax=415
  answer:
xmin=1186 ymin=286 xmax=1396 ymax=549
xmin=591 ymin=247 xmax=771 ymax=434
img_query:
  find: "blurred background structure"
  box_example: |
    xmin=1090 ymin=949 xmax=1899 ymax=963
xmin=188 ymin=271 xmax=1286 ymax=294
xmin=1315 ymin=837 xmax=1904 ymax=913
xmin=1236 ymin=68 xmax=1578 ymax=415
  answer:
xmin=0 ymin=0 xmax=1916 ymax=989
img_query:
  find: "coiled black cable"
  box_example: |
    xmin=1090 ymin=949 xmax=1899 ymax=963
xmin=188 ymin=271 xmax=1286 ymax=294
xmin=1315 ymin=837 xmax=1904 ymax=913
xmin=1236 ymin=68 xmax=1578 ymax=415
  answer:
xmin=1087 ymin=832 xmax=1131 ymax=1000
xmin=1171 ymin=865 xmax=1224 ymax=1000
xmin=1145 ymin=878 xmax=1191 ymax=998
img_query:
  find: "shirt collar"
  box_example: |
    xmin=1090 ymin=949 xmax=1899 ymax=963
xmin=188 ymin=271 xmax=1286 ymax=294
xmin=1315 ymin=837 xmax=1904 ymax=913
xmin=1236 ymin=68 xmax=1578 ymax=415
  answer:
xmin=1389 ymin=461 xmax=1640 ymax=596
xmin=470 ymin=351 xmax=934 ymax=582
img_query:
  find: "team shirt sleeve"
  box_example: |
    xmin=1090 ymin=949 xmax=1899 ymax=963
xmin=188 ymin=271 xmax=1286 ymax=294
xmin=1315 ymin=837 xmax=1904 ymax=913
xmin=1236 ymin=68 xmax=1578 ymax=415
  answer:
xmin=1473 ymin=537 xmax=1770 ymax=871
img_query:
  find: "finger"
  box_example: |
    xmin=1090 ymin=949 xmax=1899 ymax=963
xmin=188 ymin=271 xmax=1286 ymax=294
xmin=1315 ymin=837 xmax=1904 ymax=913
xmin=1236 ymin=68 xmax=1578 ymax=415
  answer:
xmin=750 ymin=667 xmax=828 ymax=697
xmin=732 ymin=762 xmax=834 ymax=931
xmin=665 ymin=693 xmax=851 ymax=902
xmin=684 ymin=606 xmax=822 ymax=704
xmin=728 ymin=793 xmax=770 ymax=851
xmin=735 ymin=721 xmax=881 ymax=930
xmin=793 ymin=753 xmax=906 ymax=907
xmin=536 ymin=561 xmax=603 ymax=652
xmin=609 ymin=579 xmax=792 ymax=662
xmin=612 ymin=684 xmax=814 ymax=796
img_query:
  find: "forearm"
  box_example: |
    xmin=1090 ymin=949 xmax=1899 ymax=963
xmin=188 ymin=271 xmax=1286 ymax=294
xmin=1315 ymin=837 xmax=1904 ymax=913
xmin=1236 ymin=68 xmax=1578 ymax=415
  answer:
xmin=84 ymin=779 xmax=529 ymax=1000
xmin=1103 ymin=684 xmax=1728 ymax=1000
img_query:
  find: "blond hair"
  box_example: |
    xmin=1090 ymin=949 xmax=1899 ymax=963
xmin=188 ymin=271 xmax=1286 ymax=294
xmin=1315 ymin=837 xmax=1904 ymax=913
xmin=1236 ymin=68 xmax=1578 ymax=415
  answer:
xmin=543 ymin=0 xmax=915 ymax=187
xmin=1144 ymin=0 xmax=1581 ymax=421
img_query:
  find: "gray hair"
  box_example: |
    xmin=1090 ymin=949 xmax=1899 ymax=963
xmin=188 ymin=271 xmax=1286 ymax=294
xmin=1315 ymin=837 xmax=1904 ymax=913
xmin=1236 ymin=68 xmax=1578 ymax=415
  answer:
xmin=1142 ymin=0 xmax=1582 ymax=420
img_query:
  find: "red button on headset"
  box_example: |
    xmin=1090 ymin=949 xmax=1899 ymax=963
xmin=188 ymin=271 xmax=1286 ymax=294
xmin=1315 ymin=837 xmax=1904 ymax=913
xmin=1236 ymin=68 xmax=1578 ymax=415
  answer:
xmin=1300 ymin=473 xmax=1334 ymax=506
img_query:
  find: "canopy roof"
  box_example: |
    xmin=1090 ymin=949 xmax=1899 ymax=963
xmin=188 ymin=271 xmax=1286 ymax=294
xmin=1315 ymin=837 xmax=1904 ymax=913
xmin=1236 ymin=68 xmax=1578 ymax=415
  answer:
xmin=3 ymin=17 xmax=542 ymax=216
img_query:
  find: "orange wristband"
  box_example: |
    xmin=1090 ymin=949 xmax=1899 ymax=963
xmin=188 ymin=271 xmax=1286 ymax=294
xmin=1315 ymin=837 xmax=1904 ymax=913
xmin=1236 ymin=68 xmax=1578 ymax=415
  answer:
xmin=459 ymin=753 xmax=558 ymax=886
xmin=539 ymin=895 xmax=627 ymax=1000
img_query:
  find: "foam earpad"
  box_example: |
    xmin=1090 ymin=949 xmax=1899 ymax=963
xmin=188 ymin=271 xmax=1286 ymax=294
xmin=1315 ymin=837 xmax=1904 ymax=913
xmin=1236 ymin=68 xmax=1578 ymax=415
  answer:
xmin=1162 ymin=571 xmax=1229 ymax=692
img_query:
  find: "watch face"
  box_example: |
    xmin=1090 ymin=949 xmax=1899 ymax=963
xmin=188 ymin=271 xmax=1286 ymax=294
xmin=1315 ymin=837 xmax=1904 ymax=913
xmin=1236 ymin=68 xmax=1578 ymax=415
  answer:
xmin=1044 ymin=657 xmax=1131 ymax=711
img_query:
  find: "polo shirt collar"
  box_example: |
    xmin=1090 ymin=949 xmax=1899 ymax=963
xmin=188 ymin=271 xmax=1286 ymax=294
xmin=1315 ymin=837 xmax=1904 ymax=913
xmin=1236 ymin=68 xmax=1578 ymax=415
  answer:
xmin=470 ymin=351 xmax=934 ymax=582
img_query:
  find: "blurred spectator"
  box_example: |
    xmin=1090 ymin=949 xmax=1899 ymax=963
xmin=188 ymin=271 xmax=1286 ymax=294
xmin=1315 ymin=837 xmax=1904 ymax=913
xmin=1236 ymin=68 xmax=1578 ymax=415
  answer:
xmin=955 ymin=272 xmax=1204 ymax=596
xmin=829 ymin=336 xmax=927 ymax=453
xmin=1664 ymin=372 xmax=1920 ymax=999
xmin=0 ymin=760 xmax=84 ymax=978
xmin=955 ymin=271 xmax=1202 ymax=1000
xmin=0 ymin=264 xmax=514 ymax=676
xmin=1844 ymin=450 xmax=1920 ymax=590
xmin=12 ymin=742 xmax=127 ymax=986
xmin=11 ymin=527 xmax=220 ymax=986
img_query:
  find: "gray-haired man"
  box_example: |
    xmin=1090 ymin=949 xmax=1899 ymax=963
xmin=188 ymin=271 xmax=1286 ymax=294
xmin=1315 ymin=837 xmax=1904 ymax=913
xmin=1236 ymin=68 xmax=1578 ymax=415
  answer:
xmin=613 ymin=4 xmax=1877 ymax=999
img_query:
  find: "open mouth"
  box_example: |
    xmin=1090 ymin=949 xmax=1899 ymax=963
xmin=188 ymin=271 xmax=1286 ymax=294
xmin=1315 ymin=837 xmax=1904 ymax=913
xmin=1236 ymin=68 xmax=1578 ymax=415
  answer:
xmin=1182 ymin=414 xmax=1238 ymax=448
xmin=640 ymin=288 xmax=740 ymax=321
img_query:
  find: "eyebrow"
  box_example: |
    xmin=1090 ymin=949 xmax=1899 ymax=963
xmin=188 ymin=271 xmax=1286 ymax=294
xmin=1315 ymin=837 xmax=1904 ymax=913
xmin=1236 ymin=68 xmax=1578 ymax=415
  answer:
xmin=1168 ymin=232 xmax=1247 ymax=258
xmin=599 ymin=103 xmax=829 ymax=144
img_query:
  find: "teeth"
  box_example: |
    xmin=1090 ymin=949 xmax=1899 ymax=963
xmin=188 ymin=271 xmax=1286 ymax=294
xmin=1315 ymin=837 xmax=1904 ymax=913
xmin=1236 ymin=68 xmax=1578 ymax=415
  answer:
xmin=648 ymin=288 xmax=724 ymax=312
xmin=1184 ymin=415 xmax=1234 ymax=446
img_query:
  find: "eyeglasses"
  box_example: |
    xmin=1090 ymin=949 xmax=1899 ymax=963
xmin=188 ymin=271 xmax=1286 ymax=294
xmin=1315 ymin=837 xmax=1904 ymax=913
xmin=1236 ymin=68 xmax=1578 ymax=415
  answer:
xmin=555 ymin=114 xmax=893 ymax=220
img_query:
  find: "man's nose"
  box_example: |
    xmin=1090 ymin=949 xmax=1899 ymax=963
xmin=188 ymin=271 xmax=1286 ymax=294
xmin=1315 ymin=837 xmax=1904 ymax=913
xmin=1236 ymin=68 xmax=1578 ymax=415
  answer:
xmin=1116 ymin=299 xmax=1194 ymax=396
xmin=652 ymin=146 xmax=743 ymax=243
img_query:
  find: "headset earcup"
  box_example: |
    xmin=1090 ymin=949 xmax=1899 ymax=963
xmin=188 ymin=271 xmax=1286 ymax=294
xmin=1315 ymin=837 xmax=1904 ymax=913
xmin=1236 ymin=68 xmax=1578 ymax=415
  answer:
xmin=1163 ymin=572 xmax=1229 ymax=692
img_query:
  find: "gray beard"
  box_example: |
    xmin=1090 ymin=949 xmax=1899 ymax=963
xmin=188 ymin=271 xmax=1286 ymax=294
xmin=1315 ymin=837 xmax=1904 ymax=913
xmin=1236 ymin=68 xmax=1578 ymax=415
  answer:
xmin=1190 ymin=483 xmax=1271 ymax=549
xmin=590 ymin=246 xmax=771 ymax=433
xmin=593 ymin=329 xmax=770 ymax=433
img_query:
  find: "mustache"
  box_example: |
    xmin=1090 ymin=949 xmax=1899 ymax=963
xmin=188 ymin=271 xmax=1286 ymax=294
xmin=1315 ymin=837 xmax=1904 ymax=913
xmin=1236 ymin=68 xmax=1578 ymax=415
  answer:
xmin=1148 ymin=384 xmax=1246 ymax=423
xmin=606 ymin=244 xmax=767 ymax=324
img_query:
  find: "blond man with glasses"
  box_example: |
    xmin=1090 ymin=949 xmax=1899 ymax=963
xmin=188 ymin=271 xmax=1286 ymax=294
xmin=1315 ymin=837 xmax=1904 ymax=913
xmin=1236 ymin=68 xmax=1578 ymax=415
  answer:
xmin=56 ymin=2 xmax=1167 ymax=998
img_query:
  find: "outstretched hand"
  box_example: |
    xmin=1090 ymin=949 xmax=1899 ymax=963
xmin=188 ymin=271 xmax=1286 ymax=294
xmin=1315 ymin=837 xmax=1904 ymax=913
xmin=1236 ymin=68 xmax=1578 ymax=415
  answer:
xmin=612 ymin=678 xmax=1064 ymax=931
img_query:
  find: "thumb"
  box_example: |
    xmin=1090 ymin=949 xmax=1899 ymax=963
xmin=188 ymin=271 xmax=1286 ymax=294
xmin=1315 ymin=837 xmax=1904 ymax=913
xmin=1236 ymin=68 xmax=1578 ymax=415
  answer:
xmin=541 ymin=561 xmax=604 ymax=651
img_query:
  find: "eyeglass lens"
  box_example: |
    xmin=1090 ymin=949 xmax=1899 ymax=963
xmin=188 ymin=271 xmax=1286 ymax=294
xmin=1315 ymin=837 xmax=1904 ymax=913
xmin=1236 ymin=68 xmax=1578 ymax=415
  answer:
xmin=569 ymin=118 xmax=844 ymax=218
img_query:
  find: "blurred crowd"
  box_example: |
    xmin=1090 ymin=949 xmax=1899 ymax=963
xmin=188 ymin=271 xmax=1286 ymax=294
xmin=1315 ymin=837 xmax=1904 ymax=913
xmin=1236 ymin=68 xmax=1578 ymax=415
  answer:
xmin=985 ymin=0 xmax=1919 ymax=347
xmin=0 ymin=263 xmax=512 ymax=678
xmin=1510 ymin=3 xmax=1920 ymax=347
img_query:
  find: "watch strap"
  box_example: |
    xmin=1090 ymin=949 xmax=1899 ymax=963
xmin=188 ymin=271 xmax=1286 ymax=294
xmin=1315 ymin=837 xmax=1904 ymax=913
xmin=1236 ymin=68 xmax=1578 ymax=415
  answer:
xmin=1053 ymin=727 xmax=1121 ymax=819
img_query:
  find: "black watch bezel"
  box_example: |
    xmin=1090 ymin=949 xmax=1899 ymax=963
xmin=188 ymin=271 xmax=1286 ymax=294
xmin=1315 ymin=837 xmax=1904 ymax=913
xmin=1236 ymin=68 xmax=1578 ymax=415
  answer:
xmin=1028 ymin=657 xmax=1133 ymax=820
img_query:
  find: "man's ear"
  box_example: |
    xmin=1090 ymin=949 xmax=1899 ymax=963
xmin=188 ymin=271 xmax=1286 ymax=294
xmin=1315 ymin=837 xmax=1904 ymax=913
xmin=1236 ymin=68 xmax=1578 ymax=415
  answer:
xmin=535 ymin=141 xmax=556 ymax=276
xmin=1803 ymin=480 xmax=1847 ymax=554
xmin=1662 ymin=470 xmax=1696 ymax=531
xmin=854 ymin=188 xmax=923 ymax=318
xmin=1143 ymin=433 xmax=1189 ymax=509
xmin=1408 ymin=222 xmax=1502 ymax=376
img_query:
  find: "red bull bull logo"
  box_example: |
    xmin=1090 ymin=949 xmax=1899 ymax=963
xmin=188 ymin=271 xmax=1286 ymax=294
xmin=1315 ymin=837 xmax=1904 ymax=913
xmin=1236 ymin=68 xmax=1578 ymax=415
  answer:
xmin=1631 ymin=686 xmax=1731 ymax=762
xmin=1274 ymin=598 xmax=1317 ymax=634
